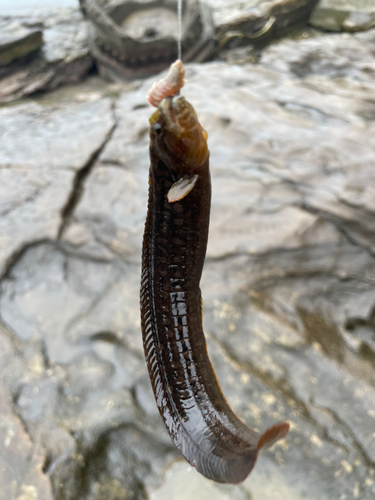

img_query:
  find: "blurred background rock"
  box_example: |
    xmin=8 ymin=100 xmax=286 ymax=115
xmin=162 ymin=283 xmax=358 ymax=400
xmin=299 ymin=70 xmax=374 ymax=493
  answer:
xmin=1 ymin=1 xmax=375 ymax=500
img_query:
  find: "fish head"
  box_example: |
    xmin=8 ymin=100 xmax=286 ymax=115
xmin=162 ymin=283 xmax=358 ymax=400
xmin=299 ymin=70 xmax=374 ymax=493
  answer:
xmin=149 ymin=96 xmax=209 ymax=174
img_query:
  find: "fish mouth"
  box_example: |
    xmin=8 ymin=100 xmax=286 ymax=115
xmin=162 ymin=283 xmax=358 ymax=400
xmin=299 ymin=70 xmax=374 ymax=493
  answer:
xmin=159 ymin=96 xmax=184 ymax=133
xmin=148 ymin=96 xmax=183 ymax=138
xmin=149 ymin=95 xmax=195 ymax=135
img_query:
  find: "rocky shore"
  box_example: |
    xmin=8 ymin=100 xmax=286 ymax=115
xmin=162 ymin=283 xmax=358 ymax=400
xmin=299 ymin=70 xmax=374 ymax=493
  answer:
xmin=1 ymin=2 xmax=375 ymax=500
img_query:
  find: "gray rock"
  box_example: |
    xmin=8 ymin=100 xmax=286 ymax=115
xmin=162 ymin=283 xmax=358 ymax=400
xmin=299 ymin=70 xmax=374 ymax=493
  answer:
xmin=0 ymin=97 xmax=115 ymax=278
xmin=0 ymin=21 xmax=43 ymax=67
xmin=1 ymin=29 xmax=375 ymax=500
xmin=0 ymin=245 xmax=178 ymax=500
xmin=0 ymin=325 xmax=54 ymax=500
xmin=0 ymin=8 xmax=93 ymax=103
xmin=206 ymin=0 xmax=319 ymax=46
xmin=62 ymin=87 xmax=151 ymax=261
xmin=260 ymin=30 xmax=375 ymax=82
xmin=0 ymin=388 xmax=54 ymax=500
xmin=310 ymin=0 xmax=375 ymax=32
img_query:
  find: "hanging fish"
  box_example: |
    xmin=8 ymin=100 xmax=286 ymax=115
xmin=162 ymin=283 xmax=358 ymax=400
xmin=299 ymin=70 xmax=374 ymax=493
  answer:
xmin=140 ymin=61 xmax=289 ymax=484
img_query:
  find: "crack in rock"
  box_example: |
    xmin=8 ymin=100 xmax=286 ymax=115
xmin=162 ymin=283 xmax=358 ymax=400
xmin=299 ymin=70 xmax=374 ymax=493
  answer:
xmin=58 ymin=106 xmax=118 ymax=239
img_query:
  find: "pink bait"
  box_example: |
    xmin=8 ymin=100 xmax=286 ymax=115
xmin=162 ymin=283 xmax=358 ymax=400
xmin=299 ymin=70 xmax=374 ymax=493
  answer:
xmin=147 ymin=59 xmax=186 ymax=107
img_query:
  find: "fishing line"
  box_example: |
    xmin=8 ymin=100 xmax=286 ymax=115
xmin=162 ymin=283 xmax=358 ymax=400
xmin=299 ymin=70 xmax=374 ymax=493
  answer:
xmin=177 ymin=0 xmax=182 ymax=61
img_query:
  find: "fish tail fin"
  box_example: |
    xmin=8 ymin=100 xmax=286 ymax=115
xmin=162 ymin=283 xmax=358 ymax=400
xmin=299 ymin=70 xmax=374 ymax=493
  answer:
xmin=257 ymin=422 xmax=290 ymax=453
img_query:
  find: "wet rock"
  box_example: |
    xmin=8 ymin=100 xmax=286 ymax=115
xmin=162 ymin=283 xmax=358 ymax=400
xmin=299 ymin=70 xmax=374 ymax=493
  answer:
xmin=0 ymin=244 xmax=178 ymax=500
xmin=149 ymin=461 xmax=250 ymax=500
xmin=0 ymin=8 xmax=93 ymax=104
xmin=206 ymin=0 xmax=319 ymax=47
xmin=0 ymin=97 xmax=114 ymax=278
xmin=0 ymin=389 xmax=54 ymax=500
xmin=62 ymin=88 xmax=151 ymax=261
xmin=0 ymin=326 xmax=54 ymax=500
xmin=80 ymin=0 xmax=214 ymax=81
xmin=310 ymin=0 xmax=375 ymax=32
xmin=260 ymin=30 xmax=375 ymax=83
xmin=1 ymin=29 xmax=375 ymax=500
xmin=0 ymin=21 xmax=43 ymax=67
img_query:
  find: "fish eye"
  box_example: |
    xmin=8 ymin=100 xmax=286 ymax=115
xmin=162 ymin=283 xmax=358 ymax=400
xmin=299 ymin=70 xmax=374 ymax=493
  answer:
xmin=151 ymin=122 xmax=162 ymax=133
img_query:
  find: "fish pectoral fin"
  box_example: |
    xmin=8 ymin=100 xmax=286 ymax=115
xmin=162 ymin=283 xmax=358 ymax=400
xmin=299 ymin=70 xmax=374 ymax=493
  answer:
xmin=257 ymin=422 xmax=290 ymax=454
xmin=167 ymin=174 xmax=199 ymax=203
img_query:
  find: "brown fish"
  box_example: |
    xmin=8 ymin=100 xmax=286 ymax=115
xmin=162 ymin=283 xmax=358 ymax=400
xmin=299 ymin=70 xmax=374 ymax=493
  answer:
xmin=140 ymin=71 xmax=289 ymax=483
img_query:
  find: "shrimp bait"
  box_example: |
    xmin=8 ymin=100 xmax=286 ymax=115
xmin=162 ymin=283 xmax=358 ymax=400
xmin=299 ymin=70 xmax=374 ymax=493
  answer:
xmin=147 ymin=59 xmax=186 ymax=107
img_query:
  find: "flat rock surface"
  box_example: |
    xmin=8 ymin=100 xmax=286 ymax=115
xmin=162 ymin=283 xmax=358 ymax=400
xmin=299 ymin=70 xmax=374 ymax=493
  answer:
xmin=0 ymin=97 xmax=115 ymax=278
xmin=1 ymin=29 xmax=375 ymax=500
